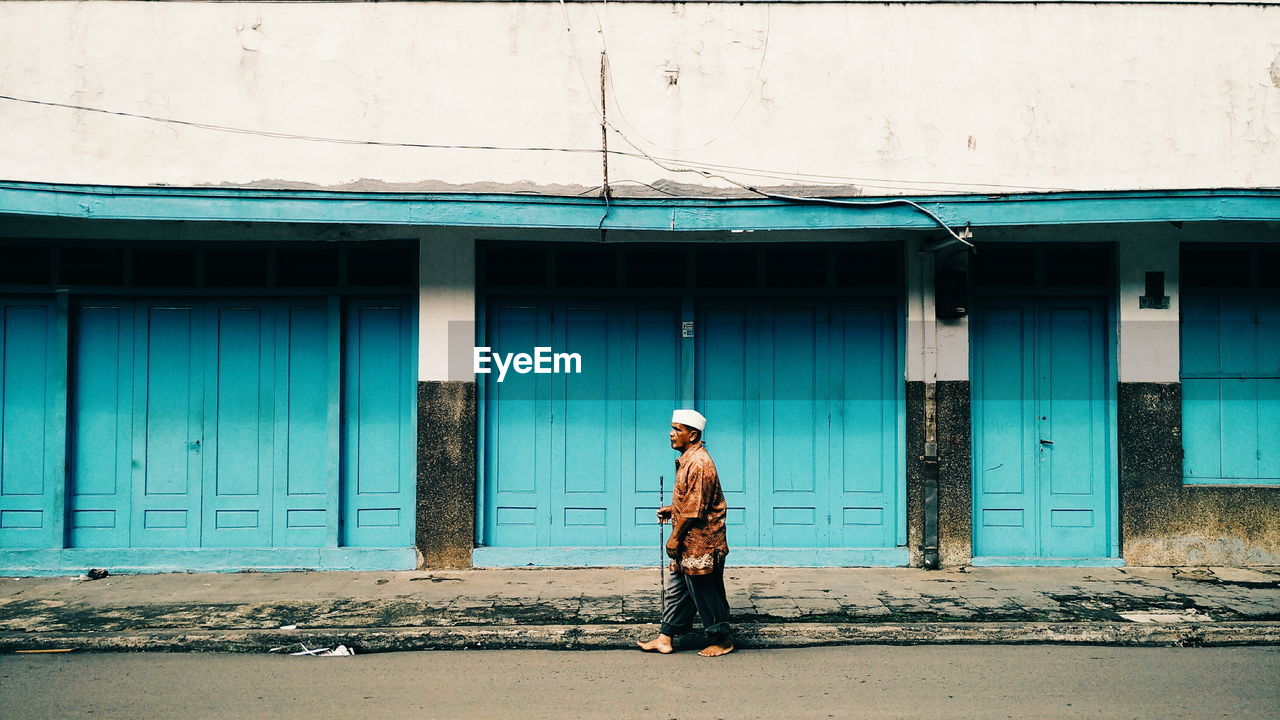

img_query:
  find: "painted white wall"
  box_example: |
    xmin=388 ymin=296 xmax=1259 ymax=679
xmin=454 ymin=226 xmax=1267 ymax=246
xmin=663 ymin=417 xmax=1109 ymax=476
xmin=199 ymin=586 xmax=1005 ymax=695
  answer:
xmin=906 ymin=240 xmax=970 ymax=383
xmin=1 ymin=3 xmax=1278 ymax=195
xmin=1117 ymin=231 xmax=1180 ymax=383
xmin=905 ymin=239 xmax=930 ymax=382
xmin=419 ymin=231 xmax=476 ymax=382
xmin=935 ymin=317 xmax=970 ymax=383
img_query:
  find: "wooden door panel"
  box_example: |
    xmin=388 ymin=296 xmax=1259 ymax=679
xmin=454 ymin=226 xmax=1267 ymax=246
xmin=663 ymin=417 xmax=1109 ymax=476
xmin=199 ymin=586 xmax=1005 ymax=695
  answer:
xmin=0 ymin=300 xmax=63 ymax=549
xmin=973 ymin=301 xmax=1037 ymax=557
xmin=69 ymin=301 xmax=134 ymax=548
xmin=341 ymin=300 xmax=415 ymax=548
xmin=133 ymin=303 xmax=204 ymax=549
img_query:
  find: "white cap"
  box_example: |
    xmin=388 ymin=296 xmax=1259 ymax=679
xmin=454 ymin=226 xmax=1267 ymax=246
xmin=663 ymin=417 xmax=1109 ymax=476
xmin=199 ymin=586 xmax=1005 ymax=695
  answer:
xmin=671 ymin=409 xmax=707 ymax=432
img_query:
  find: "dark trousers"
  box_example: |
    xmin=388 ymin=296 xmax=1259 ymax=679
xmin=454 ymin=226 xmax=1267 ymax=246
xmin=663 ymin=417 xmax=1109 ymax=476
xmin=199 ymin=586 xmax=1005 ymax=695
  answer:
xmin=659 ymin=563 xmax=732 ymax=643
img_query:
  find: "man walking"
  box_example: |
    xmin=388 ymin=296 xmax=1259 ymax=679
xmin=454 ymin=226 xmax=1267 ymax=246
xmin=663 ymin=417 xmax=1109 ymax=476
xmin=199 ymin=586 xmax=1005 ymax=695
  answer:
xmin=638 ymin=409 xmax=733 ymax=657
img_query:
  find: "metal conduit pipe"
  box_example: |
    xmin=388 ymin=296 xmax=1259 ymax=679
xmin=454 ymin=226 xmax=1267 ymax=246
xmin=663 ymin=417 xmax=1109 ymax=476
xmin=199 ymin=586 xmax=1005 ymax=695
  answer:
xmin=918 ymin=250 xmax=942 ymax=570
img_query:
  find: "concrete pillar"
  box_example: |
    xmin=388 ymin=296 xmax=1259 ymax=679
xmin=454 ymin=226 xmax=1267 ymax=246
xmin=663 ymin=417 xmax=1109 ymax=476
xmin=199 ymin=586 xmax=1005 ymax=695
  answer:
xmin=905 ymin=238 xmax=973 ymax=568
xmin=1114 ymin=232 xmax=1180 ymax=565
xmin=415 ymin=231 xmax=478 ymax=568
xmin=905 ymin=240 xmax=927 ymax=569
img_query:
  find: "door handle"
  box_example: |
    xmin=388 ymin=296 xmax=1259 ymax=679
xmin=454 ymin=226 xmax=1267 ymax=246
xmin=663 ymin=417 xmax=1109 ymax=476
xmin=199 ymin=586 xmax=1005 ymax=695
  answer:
xmin=1039 ymin=439 xmax=1054 ymax=445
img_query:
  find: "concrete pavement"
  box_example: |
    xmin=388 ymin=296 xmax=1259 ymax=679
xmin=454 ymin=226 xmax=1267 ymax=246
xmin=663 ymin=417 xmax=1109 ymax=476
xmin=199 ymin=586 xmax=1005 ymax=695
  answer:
xmin=1 ymin=566 xmax=1277 ymax=652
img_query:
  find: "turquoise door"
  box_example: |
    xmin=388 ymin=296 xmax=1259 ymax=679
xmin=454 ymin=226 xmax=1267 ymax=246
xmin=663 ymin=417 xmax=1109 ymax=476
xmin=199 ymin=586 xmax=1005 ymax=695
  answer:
xmin=698 ymin=298 xmax=901 ymax=551
xmin=67 ymin=297 xmax=413 ymax=550
xmin=483 ymin=297 xmax=680 ymax=548
xmin=341 ymin=299 xmax=417 ymax=548
xmin=971 ymin=297 xmax=1114 ymax=561
xmin=831 ymin=300 xmax=904 ymax=548
xmin=482 ymin=295 xmax=903 ymax=558
xmin=68 ymin=300 xmax=134 ymax=548
xmin=483 ymin=298 xmax=547 ymax=547
xmin=133 ymin=301 xmax=204 ymax=548
xmin=0 ymin=299 xmax=65 ymax=549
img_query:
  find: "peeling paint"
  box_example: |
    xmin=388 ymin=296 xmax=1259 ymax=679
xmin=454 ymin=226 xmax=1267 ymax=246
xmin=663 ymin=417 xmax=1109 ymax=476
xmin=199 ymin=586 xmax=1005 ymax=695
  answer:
xmin=199 ymin=177 xmax=866 ymax=199
xmin=235 ymin=16 xmax=264 ymax=53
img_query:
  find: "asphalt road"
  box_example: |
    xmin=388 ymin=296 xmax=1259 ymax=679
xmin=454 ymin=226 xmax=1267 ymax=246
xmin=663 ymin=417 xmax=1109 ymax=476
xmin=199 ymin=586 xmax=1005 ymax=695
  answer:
xmin=2 ymin=645 xmax=1277 ymax=719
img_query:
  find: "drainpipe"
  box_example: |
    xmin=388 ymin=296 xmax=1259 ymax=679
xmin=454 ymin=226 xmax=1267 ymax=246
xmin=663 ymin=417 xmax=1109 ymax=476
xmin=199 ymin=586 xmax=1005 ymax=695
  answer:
xmin=920 ymin=251 xmax=941 ymax=570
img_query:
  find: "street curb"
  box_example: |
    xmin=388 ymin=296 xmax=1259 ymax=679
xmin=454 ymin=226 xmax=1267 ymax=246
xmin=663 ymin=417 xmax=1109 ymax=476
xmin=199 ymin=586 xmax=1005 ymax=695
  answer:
xmin=2 ymin=622 xmax=1278 ymax=653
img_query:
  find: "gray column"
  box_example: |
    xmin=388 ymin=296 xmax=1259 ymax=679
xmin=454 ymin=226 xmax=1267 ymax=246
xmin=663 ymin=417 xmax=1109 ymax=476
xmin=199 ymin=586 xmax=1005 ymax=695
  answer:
xmin=415 ymin=232 xmax=478 ymax=568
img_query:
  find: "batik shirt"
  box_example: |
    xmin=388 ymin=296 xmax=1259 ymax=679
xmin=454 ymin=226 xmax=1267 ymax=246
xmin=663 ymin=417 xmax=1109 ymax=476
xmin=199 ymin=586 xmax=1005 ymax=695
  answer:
xmin=670 ymin=442 xmax=729 ymax=576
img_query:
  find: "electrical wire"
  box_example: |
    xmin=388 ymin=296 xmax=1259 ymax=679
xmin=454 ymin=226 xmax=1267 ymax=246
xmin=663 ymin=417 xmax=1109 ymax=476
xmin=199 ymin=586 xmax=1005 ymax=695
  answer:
xmin=559 ymin=0 xmax=976 ymax=210
xmin=562 ymin=3 xmax=1054 ymax=196
xmin=0 ymin=88 xmax=973 ymax=242
xmin=632 ymin=157 xmax=975 ymax=195
xmin=557 ymin=46 xmax=977 ymax=242
xmin=647 ymin=155 xmax=1074 ymax=193
xmin=576 ymin=179 xmax=683 ymax=197
xmin=0 ymin=93 xmax=614 ymax=158
xmin=757 ymin=193 xmax=975 ymax=248
xmin=558 ymin=0 xmax=605 ymax=119
xmin=550 ymin=5 xmax=974 ymax=243
xmin=606 ymin=126 xmax=975 ymax=247
xmin=595 ymin=3 xmax=772 ymax=154
xmin=0 ymin=91 xmax=1058 ymax=198
xmin=596 ymin=184 xmax=611 ymax=240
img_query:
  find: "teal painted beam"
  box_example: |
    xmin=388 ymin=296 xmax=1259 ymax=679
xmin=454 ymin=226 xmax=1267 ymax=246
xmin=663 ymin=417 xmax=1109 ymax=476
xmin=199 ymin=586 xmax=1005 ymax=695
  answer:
xmin=472 ymin=546 xmax=909 ymax=568
xmin=3 ymin=182 xmax=1280 ymax=232
xmin=0 ymin=547 xmax=417 ymax=576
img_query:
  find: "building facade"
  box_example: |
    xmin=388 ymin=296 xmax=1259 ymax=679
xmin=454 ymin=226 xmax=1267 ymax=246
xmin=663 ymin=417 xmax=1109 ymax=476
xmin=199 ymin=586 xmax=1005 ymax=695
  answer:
xmin=0 ymin=1 xmax=1277 ymax=573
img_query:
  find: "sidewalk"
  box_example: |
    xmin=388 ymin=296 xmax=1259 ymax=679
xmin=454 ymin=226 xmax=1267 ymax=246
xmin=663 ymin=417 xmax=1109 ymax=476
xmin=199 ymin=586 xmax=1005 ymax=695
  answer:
xmin=1 ymin=566 xmax=1277 ymax=653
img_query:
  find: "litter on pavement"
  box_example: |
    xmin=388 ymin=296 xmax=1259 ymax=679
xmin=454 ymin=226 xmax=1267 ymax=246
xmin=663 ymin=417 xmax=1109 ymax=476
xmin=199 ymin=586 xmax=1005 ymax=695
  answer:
xmin=268 ymin=643 xmax=356 ymax=656
xmin=1118 ymin=610 xmax=1215 ymax=623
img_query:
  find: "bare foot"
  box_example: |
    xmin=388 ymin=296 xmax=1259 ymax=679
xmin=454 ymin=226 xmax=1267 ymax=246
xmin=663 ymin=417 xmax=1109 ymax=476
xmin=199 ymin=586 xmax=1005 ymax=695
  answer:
xmin=637 ymin=634 xmax=674 ymax=654
xmin=698 ymin=643 xmax=735 ymax=658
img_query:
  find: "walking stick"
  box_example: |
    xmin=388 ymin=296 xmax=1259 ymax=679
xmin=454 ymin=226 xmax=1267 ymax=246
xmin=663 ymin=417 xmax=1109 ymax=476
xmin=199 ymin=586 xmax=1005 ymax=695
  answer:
xmin=659 ymin=474 xmax=666 ymax=616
